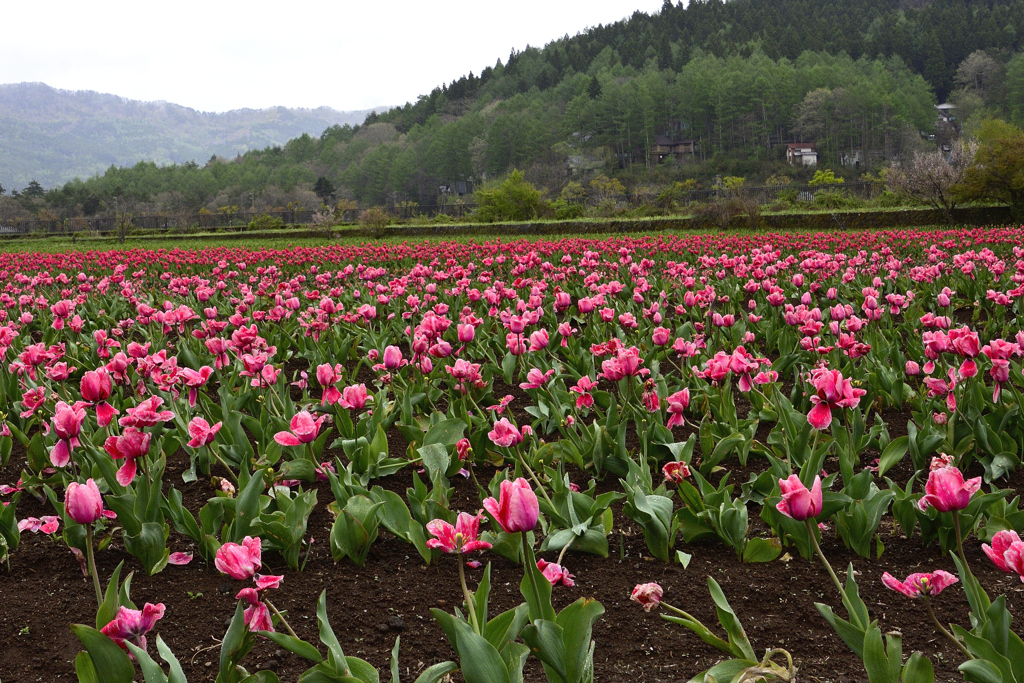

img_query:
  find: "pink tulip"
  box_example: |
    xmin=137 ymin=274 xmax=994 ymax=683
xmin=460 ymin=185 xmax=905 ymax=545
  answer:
xmin=18 ymin=516 xmax=60 ymax=534
xmin=519 ymin=367 xmax=554 ymax=390
xmin=187 ymin=417 xmax=222 ymax=449
xmin=80 ymin=369 xmax=118 ymax=426
xmin=179 ymin=366 xmax=214 ymax=407
xmin=457 ymin=324 xmax=475 ymax=343
xmin=665 ymin=389 xmax=690 ymax=428
xmin=274 ymin=410 xmax=326 ymax=446
xmin=483 ymin=477 xmax=539 ymax=533
xmin=426 ymin=512 xmax=492 ymax=554
xmin=807 ymin=367 xmax=866 ymax=430
xmin=100 ymin=603 xmax=165 ymax=650
xmin=383 ymin=345 xmax=404 ymax=369
xmin=776 ymin=475 xmax=823 ymax=521
xmin=119 ymin=396 xmax=175 ymax=428
xmin=51 ymin=401 xmax=87 ymax=468
xmin=537 ymin=559 xmax=574 ymax=587
xmin=983 ymin=530 xmax=1023 ymax=576
xmin=215 ymin=536 xmax=262 ymax=580
xmin=528 ymin=329 xmax=550 ymax=352
xmin=65 ymin=479 xmax=104 ymax=524
xmin=630 ymin=582 xmax=663 ymax=611
xmin=570 ymin=376 xmax=598 ymax=410
xmin=488 ymin=418 xmax=523 ymax=448
xmin=663 ymin=461 xmax=691 ymax=483
xmin=103 ymin=427 xmax=152 ymax=486
xmin=881 ymin=570 xmax=958 ymax=598
xmin=917 ymin=466 xmax=981 ymax=512
xmin=236 ymin=587 xmax=274 ymax=631
xmin=652 ymin=327 xmax=672 ymax=346
xmin=338 ymin=384 xmax=369 ymax=410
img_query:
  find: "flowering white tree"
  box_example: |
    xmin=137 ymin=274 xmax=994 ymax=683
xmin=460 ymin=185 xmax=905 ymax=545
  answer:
xmin=886 ymin=139 xmax=978 ymax=223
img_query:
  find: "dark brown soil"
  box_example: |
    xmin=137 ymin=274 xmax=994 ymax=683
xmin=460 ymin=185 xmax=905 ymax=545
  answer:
xmin=0 ymin=440 xmax=1020 ymax=682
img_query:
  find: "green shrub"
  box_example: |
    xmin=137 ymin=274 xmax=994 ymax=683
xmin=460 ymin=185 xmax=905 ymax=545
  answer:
xmin=248 ymin=213 xmax=284 ymax=231
xmin=474 ymin=170 xmax=542 ymax=222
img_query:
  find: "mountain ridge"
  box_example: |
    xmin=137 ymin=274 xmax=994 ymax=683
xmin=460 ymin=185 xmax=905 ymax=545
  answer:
xmin=0 ymin=82 xmax=388 ymax=188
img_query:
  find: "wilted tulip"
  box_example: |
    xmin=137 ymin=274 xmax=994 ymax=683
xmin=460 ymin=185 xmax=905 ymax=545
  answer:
xmin=630 ymin=582 xmax=663 ymax=611
xmin=100 ymin=603 xmax=166 ymax=651
xmin=881 ymin=570 xmax=958 ymax=598
xmin=215 ymin=536 xmax=262 ymax=580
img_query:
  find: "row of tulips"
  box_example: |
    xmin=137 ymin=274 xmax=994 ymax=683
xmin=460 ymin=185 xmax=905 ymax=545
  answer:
xmin=2 ymin=229 xmax=1024 ymax=681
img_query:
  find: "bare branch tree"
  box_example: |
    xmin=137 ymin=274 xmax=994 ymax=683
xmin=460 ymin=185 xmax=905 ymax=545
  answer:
xmin=886 ymin=139 xmax=978 ymax=223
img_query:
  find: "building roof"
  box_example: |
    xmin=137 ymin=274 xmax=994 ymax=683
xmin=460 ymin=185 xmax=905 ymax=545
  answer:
xmin=936 ymin=103 xmax=957 ymax=110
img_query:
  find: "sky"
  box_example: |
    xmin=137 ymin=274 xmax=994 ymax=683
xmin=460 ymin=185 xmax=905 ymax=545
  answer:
xmin=1 ymin=0 xmax=668 ymax=113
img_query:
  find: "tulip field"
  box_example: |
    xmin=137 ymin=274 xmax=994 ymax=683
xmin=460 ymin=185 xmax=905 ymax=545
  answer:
xmin=4 ymin=228 xmax=1024 ymax=682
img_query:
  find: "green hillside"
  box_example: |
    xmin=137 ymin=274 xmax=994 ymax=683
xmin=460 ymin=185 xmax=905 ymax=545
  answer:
xmin=11 ymin=0 xmax=1024 ymax=217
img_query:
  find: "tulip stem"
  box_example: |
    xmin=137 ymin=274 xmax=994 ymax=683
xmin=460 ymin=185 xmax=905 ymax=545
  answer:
xmin=953 ymin=513 xmax=969 ymax=572
xmin=522 ymin=532 xmax=545 ymax=621
xmin=924 ymin=596 xmax=973 ymax=660
xmin=85 ymin=526 xmax=102 ymax=606
xmin=457 ymin=556 xmax=481 ymax=635
xmin=264 ymin=598 xmax=299 ymax=639
xmin=556 ymin=536 xmax=574 ymax=566
xmin=805 ymin=518 xmax=852 ymax=621
xmin=661 ymin=602 xmax=732 ymax=651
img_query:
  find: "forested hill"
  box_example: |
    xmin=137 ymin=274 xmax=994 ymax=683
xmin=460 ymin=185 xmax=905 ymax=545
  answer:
xmin=373 ymin=0 xmax=1024 ymax=132
xmin=0 ymin=83 xmax=384 ymax=188
xmin=14 ymin=0 xmax=1024 ymax=217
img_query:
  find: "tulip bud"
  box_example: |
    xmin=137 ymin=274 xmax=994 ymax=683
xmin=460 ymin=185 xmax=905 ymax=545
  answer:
xmin=65 ymin=479 xmax=104 ymax=525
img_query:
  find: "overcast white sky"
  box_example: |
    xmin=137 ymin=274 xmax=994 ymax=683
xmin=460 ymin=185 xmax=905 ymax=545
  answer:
xmin=1 ymin=0 xmax=667 ymax=113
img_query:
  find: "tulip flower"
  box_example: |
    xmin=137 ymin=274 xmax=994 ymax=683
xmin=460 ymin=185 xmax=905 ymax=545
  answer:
xmin=103 ymin=427 xmax=152 ymax=486
xmin=382 ymin=345 xmax=404 ymax=369
xmin=338 ymin=384 xmax=369 ymax=410
xmin=881 ymin=570 xmax=958 ymax=598
xmin=488 ymin=418 xmax=524 ymax=448
xmin=519 ymin=367 xmax=554 ymax=390
xmin=537 ymin=559 xmax=574 ymax=587
xmin=187 ymin=416 xmax=222 ymax=449
xmin=630 ymin=582 xmax=663 ymax=611
xmin=51 ymin=401 xmax=87 ymax=468
xmin=179 ymin=366 xmax=214 ymax=407
xmin=483 ymin=477 xmax=539 ymax=533
xmin=776 ymin=475 xmax=823 ymax=521
xmin=316 ymin=363 xmax=344 ymax=405
xmin=80 ymin=369 xmax=118 ymax=426
xmin=65 ymin=478 xmax=104 ymax=524
xmin=215 ymin=536 xmax=262 ymax=580
xmin=665 ymin=389 xmax=690 ymax=428
xmin=274 ymin=410 xmax=327 ymax=446
xmin=100 ymin=603 xmax=165 ymax=651
xmin=663 ymin=461 xmax=691 ymax=483
xmin=569 ymin=376 xmax=598 ymax=410
xmin=982 ymin=530 xmax=1024 ymax=579
xmin=917 ymin=466 xmax=981 ymax=512
xmin=236 ymin=587 xmax=274 ymax=631
xmin=426 ymin=512 xmax=492 ymax=554
xmin=807 ymin=367 xmax=865 ymax=430
xmin=119 ymin=396 xmax=175 ymax=428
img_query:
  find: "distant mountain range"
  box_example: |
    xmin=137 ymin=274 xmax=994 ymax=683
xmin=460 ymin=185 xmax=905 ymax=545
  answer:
xmin=0 ymin=83 xmax=386 ymax=189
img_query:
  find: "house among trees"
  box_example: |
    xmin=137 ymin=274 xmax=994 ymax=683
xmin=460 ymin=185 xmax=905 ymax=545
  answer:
xmin=936 ymin=103 xmax=956 ymax=123
xmin=652 ymin=135 xmax=697 ymax=163
xmin=786 ymin=143 xmax=818 ymax=167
